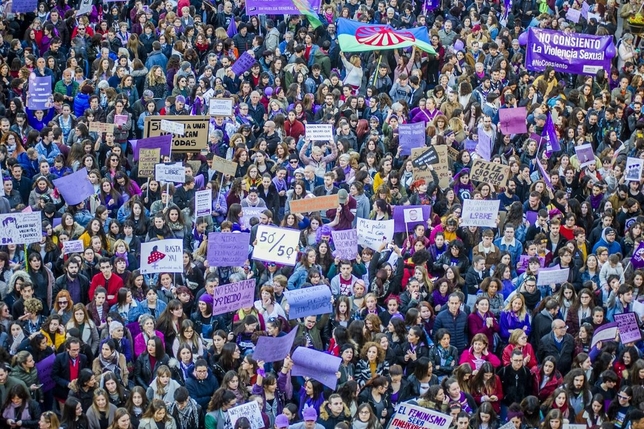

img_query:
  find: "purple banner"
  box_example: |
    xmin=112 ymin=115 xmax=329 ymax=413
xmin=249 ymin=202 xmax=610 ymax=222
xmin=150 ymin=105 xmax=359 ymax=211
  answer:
xmin=230 ymin=52 xmax=257 ymax=76
xmin=392 ymin=205 xmax=431 ymax=233
xmin=12 ymin=0 xmax=37 ymax=13
xmin=207 ymin=232 xmax=250 ymax=267
xmin=291 ymin=346 xmax=342 ymax=389
xmin=246 ymin=0 xmax=321 ymax=15
xmin=253 ymin=329 xmax=298 ymax=362
xmin=27 ymin=75 xmax=52 ymax=110
xmin=525 ymin=27 xmax=615 ymax=75
xmin=517 ymin=254 xmax=545 ymax=274
xmin=536 ymin=159 xmax=553 ymax=188
xmin=131 ymin=134 xmax=173 ymax=160
xmin=499 ymin=108 xmax=527 ymax=135
xmin=35 ymin=353 xmax=55 ymax=392
xmin=398 ymin=122 xmax=426 ymax=156
xmin=476 ymin=127 xmax=492 ymax=161
xmin=614 ymin=312 xmax=642 ymax=343
xmin=632 ymin=241 xmax=644 ymax=270
xmin=52 ymin=168 xmax=95 ymax=206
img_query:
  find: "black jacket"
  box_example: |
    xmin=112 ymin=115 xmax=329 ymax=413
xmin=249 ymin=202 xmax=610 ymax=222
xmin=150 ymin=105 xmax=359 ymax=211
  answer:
xmin=134 ymin=352 xmax=170 ymax=387
xmin=538 ymin=333 xmax=575 ymax=374
xmin=497 ymin=363 xmax=533 ymax=406
xmin=53 ymin=274 xmax=90 ymax=305
xmin=52 ymin=351 xmax=89 ymax=401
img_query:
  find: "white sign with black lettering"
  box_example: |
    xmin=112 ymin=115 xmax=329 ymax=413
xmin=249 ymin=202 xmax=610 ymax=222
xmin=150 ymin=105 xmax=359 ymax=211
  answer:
xmin=160 ymin=119 xmax=185 ymax=136
xmin=155 ymin=163 xmax=186 ymax=183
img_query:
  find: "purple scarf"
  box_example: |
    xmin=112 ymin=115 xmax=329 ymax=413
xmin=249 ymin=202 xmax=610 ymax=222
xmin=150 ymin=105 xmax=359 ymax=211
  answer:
xmin=3 ymin=403 xmax=31 ymax=422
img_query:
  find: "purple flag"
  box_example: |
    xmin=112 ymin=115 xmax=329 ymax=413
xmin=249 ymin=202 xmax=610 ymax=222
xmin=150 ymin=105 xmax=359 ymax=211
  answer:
xmin=52 ymin=168 xmax=95 ymax=206
xmin=581 ymin=2 xmax=590 ymax=18
xmin=27 ymin=74 xmax=52 ymax=110
xmin=499 ymin=107 xmax=528 ymax=135
xmin=502 ymin=0 xmax=512 ymax=20
xmin=423 ymin=0 xmax=440 ymax=12
xmin=525 ymin=28 xmax=615 ymax=75
xmin=398 ymin=122 xmax=426 ymax=156
xmin=231 ymin=52 xmax=257 ymax=76
xmin=541 ymin=112 xmax=561 ymax=155
xmin=227 ymin=18 xmax=238 ymax=38
xmin=476 ymin=126 xmax=492 ymax=161
xmin=536 ymin=159 xmax=552 ymax=189
xmin=632 ymin=241 xmax=644 ymax=269
xmin=246 ymin=0 xmax=321 ymax=15
xmin=131 ymin=134 xmax=173 ymax=160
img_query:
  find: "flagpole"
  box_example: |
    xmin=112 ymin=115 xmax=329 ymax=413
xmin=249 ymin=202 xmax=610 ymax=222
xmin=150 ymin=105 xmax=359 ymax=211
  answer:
xmin=373 ymin=54 xmax=382 ymax=87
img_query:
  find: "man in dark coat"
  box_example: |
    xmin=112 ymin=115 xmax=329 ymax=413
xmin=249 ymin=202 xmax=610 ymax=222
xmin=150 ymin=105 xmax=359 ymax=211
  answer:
xmin=185 ymin=359 xmax=219 ymax=409
xmin=497 ymin=349 xmax=533 ymax=407
xmin=539 ymin=319 xmax=576 ymax=374
xmin=433 ymin=292 xmax=469 ymax=354
xmin=318 ymin=395 xmax=352 ymax=429
xmin=52 ymin=338 xmax=88 ymax=403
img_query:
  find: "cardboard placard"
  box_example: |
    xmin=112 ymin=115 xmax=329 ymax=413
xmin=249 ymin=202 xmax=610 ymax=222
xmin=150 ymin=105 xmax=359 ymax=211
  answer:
xmin=289 ymin=194 xmax=339 ymax=214
xmin=88 ymin=122 xmax=115 ymax=133
xmin=411 ymin=145 xmax=450 ymax=189
xmin=470 ymin=159 xmax=512 ymax=188
xmin=138 ymin=148 xmax=160 ymax=178
xmin=144 ymin=115 xmax=209 ymax=152
xmin=212 ymin=155 xmax=238 ymax=176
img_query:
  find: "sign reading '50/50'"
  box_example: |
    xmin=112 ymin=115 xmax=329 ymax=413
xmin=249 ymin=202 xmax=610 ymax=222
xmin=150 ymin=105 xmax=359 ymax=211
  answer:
xmin=144 ymin=115 xmax=209 ymax=152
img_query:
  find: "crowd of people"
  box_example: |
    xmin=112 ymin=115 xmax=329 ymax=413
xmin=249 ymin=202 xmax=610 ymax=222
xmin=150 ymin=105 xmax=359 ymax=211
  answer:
xmin=0 ymin=0 xmax=640 ymax=428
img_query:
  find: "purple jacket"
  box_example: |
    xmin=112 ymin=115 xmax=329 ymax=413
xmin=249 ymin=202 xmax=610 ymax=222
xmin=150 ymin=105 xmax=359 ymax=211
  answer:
xmin=499 ymin=310 xmax=531 ymax=341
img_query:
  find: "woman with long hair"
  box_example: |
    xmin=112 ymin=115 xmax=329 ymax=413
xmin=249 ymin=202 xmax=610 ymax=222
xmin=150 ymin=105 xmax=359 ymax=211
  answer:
xmin=499 ymin=293 xmax=531 ymax=342
xmin=541 ymin=387 xmax=576 ymax=422
xmin=146 ymin=365 xmax=180 ymax=403
xmin=86 ymin=388 xmax=117 ymax=429
xmin=0 ymin=384 xmax=40 ymax=428
xmin=138 ymin=399 xmax=177 ymax=429
xmin=355 ymin=342 xmax=390 ymax=388
xmin=10 ymin=352 xmax=42 ymax=404
xmin=531 ymin=356 xmax=564 ymax=402
xmin=124 ymin=387 xmax=148 ymax=428
xmin=205 ymin=389 xmax=237 ymax=429
xmin=134 ymin=337 xmax=170 ymax=387
xmin=469 ymin=362 xmax=503 ymax=413
xmin=60 ymin=397 xmax=89 ymax=429
xmin=92 ymin=340 xmax=128 ymax=386
xmin=67 ymin=303 xmax=100 ymax=356
xmin=155 ymin=299 xmax=186 ymax=357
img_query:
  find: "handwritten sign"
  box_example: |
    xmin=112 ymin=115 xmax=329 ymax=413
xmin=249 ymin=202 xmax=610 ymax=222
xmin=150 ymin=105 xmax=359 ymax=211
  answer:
xmin=0 ymin=212 xmax=43 ymax=245
xmin=291 ymin=346 xmax=342 ymax=389
xmin=228 ymin=401 xmax=264 ymax=429
xmin=212 ymin=279 xmax=256 ymax=315
xmin=140 ymin=239 xmax=183 ymax=274
xmin=207 ymin=232 xmax=250 ymax=267
xmin=138 ymin=148 xmax=159 ymax=178
xmin=411 ymin=146 xmax=450 ymax=188
xmin=536 ymin=267 xmax=570 ymax=286
xmin=230 ymin=52 xmax=256 ymax=75
xmin=252 ymin=225 xmax=300 ymax=266
xmin=195 ymin=189 xmax=212 ymax=217
xmin=62 ymin=240 xmax=84 ymax=255
xmin=398 ymin=122 xmax=426 ymax=156
xmin=284 ymin=285 xmax=333 ymax=319
xmin=114 ymin=114 xmax=128 ymax=126
xmin=88 ymin=122 xmax=114 ymax=133
xmin=211 ymin=155 xmax=238 ymax=176
xmin=331 ymin=229 xmax=358 ymax=260
xmin=566 ymin=8 xmax=582 ymax=23
xmin=289 ymin=194 xmax=339 ymax=214
xmin=34 ymin=353 xmax=55 ymax=392
xmin=470 ymin=159 xmax=512 ymax=188
xmin=155 ymin=163 xmax=185 ymax=183
xmin=411 ymin=146 xmax=439 ymax=167
xmin=614 ymin=312 xmax=642 ymax=343
xmin=357 ymin=218 xmax=395 ymax=251
xmin=160 ymin=119 xmax=185 ymax=135
xmin=209 ymin=98 xmax=234 ymax=116
xmin=305 ymin=124 xmax=334 ymax=141
xmin=253 ymin=328 xmax=298 ymax=362
xmin=390 ymin=402 xmax=452 ymax=429
xmin=461 ymin=199 xmax=500 ymax=227
xmin=144 ymin=115 xmax=209 ymax=152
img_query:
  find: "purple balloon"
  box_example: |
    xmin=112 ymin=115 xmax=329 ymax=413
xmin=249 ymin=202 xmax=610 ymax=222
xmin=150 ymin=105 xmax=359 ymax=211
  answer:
xmin=454 ymin=39 xmax=464 ymax=51
xmin=518 ymin=31 xmax=528 ymax=46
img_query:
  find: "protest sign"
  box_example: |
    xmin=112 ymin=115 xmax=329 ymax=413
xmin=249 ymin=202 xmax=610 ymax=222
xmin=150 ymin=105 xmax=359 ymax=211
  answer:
xmin=195 ymin=189 xmax=212 ymax=217
xmin=132 ymin=135 xmax=173 ymax=161
xmin=518 ymin=255 xmax=545 ymax=273
xmin=291 ymin=346 xmax=342 ymax=389
xmin=138 ymin=148 xmax=160 ymax=178
xmin=566 ymin=7 xmax=582 ymax=23
xmin=289 ymin=194 xmax=339 ymax=214
xmin=228 ymin=401 xmax=264 ymax=429
xmin=393 ymin=205 xmax=431 ymax=233
xmin=390 ymin=402 xmax=452 ymax=429
xmin=144 ymin=115 xmax=209 ymax=152
xmin=525 ymin=27 xmax=616 ymax=75
xmin=536 ymin=268 xmax=570 ymax=286
xmin=77 ymin=0 xmax=93 ymax=15
xmin=398 ymin=122 xmax=426 ymax=156
xmin=114 ymin=115 xmax=128 ymax=126
xmin=581 ymin=1 xmax=590 ymax=18
xmin=633 ymin=300 xmax=644 ymax=319
xmin=447 ymin=146 xmax=460 ymax=161
xmin=411 ymin=146 xmax=439 ymax=167
xmin=461 ymin=200 xmax=500 ymax=227
xmin=477 ymin=128 xmax=493 ymax=161
xmin=27 ymin=74 xmax=52 ymax=110
xmin=253 ymin=328 xmax=298 ymax=362
xmin=207 ymin=232 xmax=250 ymax=267
xmin=211 ymin=155 xmax=238 ymax=176
xmin=284 ymin=285 xmax=333 ymax=319
xmin=305 ymin=124 xmax=334 ymax=141
xmin=411 ymin=146 xmax=450 ymax=188
xmin=563 ymin=425 xmax=586 ymax=429
xmin=632 ymin=242 xmax=644 ymax=270
xmin=575 ymin=144 xmax=595 ymax=168
xmin=140 ymin=239 xmax=183 ymax=274
xmin=209 ymin=98 xmax=234 ymax=116
xmin=246 ymin=0 xmax=320 ymax=15
xmin=212 ymin=279 xmax=256 ymax=315
xmin=53 ymin=168 xmax=95 ymax=206
xmin=88 ymin=122 xmax=114 ymax=133
xmin=470 ymin=159 xmax=512 ymax=188
xmin=626 ymin=157 xmax=644 ymax=182
xmin=241 ymin=207 xmax=264 ymax=230
xmin=614 ymin=312 xmax=642 ymax=343
xmin=13 ymin=0 xmax=37 ymax=12
xmin=591 ymin=322 xmax=618 ymax=347
xmin=499 ymin=107 xmax=528 ymax=135
xmin=331 ymin=229 xmax=358 ymax=260
xmin=357 ymin=218 xmax=395 ymax=251
xmin=252 ymin=226 xmax=300 ymax=266
xmin=62 ymin=240 xmax=84 ymax=255
xmin=0 ymin=212 xmax=42 ymax=245
xmin=155 ymin=163 xmax=185 ymax=183
xmin=160 ymin=119 xmax=185 ymax=135
xmin=230 ymin=52 xmax=256 ymax=75
xmin=34 ymin=353 xmax=55 ymax=392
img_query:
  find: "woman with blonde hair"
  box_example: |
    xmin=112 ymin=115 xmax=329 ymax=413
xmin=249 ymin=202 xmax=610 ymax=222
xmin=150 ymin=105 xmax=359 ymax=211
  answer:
xmin=499 ymin=293 xmax=531 ymax=342
xmin=86 ymin=388 xmax=117 ymax=429
xmin=139 ymin=399 xmax=177 ymax=429
xmin=11 ymin=351 xmax=42 ymax=403
xmin=146 ymin=365 xmax=180 ymax=403
xmin=144 ymin=66 xmax=168 ymax=99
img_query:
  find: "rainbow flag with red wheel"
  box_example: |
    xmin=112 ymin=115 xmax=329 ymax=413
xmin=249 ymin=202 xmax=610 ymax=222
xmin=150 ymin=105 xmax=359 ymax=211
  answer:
xmin=337 ymin=18 xmax=437 ymax=55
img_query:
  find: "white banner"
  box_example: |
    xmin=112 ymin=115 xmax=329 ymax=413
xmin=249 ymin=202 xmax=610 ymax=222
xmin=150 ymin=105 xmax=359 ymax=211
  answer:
xmin=62 ymin=240 xmax=84 ymax=255
xmin=357 ymin=218 xmax=395 ymax=251
xmin=140 ymin=239 xmax=183 ymax=274
xmin=305 ymin=124 xmax=334 ymax=141
xmin=536 ymin=267 xmax=570 ymax=286
xmin=0 ymin=212 xmax=42 ymax=245
xmin=626 ymin=157 xmax=644 ymax=182
xmin=461 ymin=199 xmax=500 ymax=227
xmin=155 ymin=163 xmax=185 ymax=183
xmin=391 ymin=402 xmax=452 ymax=429
xmin=252 ymin=225 xmax=300 ymax=266
xmin=228 ymin=401 xmax=264 ymax=429
xmin=194 ymin=189 xmax=212 ymax=217
xmin=209 ymin=98 xmax=234 ymax=116
xmin=160 ymin=119 xmax=185 ymax=135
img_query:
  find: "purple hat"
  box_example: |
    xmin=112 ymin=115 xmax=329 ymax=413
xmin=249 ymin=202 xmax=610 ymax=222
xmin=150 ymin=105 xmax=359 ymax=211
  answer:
xmin=275 ymin=415 xmax=289 ymax=428
xmin=199 ymin=293 xmax=214 ymax=306
xmin=264 ymin=87 xmax=273 ymax=97
xmin=302 ymin=408 xmax=317 ymax=421
xmin=175 ymin=95 xmax=186 ymax=104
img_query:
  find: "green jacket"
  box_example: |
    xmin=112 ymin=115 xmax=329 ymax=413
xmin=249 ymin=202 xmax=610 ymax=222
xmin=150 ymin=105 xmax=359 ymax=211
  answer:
xmin=54 ymin=80 xmax=79 ymax=98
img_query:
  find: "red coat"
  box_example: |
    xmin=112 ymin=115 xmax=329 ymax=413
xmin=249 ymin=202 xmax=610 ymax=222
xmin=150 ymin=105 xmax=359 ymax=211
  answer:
xmin=502 ymin=343 xmax=537 ymax=370
xmin=471 ymin=375 xmax=504 ymax=413
xmin=531 ymin=365 xmax=563 ymax=402
xmin=284 ymin=119 xmax=305 ymax=141
xmin=89 ymin=273 xmax=124 ymax=306
xmin=467 ymin=311 xmax=500 ymax=349
xmin=459 ymin=348 xmax=501 ymax=369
